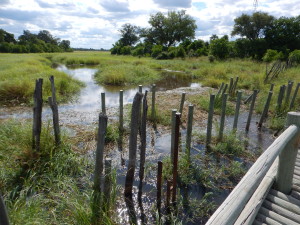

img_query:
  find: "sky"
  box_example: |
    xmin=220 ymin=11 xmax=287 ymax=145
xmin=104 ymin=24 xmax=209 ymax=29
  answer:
xmin=0 ymin=0 xmax=300 ymax=49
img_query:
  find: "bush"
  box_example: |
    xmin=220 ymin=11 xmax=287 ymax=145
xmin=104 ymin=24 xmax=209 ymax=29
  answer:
xmin=151 ymin=45 xmax=163 ymax=58
xmin=176 ymin=46 xmax=186 ymax=58
xmin=208 ymin=55 xmax=215 ymax=63
xmin=262 ymin=49 xmax=284 ymax=62
xmin=289 ymin=50 xmax=300 ymax=64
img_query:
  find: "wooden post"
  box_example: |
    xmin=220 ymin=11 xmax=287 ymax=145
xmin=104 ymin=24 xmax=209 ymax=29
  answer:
xmin=151 ymin=84 xmax=156 ymax=123
xmin=233 ymin=91 xmax=242 ymax=130
xmin=258 ymin=91 xmax=273 ymax=129
xmin=0 ymin=193 xmax=9 ymax=225
xmin=231 ymin=77 xmax=239 ymax=95
xmin=179 ymin=92 xmax=186 ymax=114
xmin=157 ymin=161 xmax=163 ymax=212
xmin=217 ymin=82 xmax=224 ymax=97
xmin=101 ymin=92 xmax=106 ymax=114
xmin=92 ymin=113 xmax=107 ymax=223
xmin=219 ymin=93 xmax=228 ymax=141
xmin=48 ymin=76 xmax=60 ymax=146
xmin=172 ymin=113 xmax=181 ymax=204
xmin=32 ymin=78 xmax=43 ymax=151
xmin=285 ymin=81 xmax=293 ymax=106
xmin=170 ymin=109 xmax=177 ymax=162
xmin=244 ymin=94 xmax=253 ymax=104
xmin=246 ymin=90 xmax=258 ymax=132
xmin=104 ymin=158 xmax=112 ymax=211
xmin=186 ymin=105 xmax=194 ymax=162
xmin=275 ymin=112 xmax=300 ymax=194
xmin=124 ymin=92 xmax=143 ymax=197
xmin=228 ymin=77 xmax=234 ymax=94
xmin=119 ymin=90 xmax=123 ymax=133
xmin=221 ymin=84 xmax=228 ymax=97
xmin=269 ymin=83 xmax=275 ymax=91
xmin=206 ymin=94 xmax=215 ymax=148
xmin=276 ymin=85 xmax=285 ymax=112
xmin=139 ymin=91 xmax=148 ymax=189
xmin=138 ymin=85 xmax=142 ymax=93
xmin=290 ymin=82 xmax=300 ymax=109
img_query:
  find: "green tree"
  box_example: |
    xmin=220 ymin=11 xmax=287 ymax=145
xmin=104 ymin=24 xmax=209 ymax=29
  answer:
xmin=231 ymin=12 xmax=274 ymax=40
xmin=119 ymin=23 xmax=140 ymax=47
xmin=0 ymin=29 xmax=16 ymax=43
xmin=37 ymin=30 xmax=60 ymax=45
xmin=59 ymin=40 xmax=71 ymax=51
xmin=142 ymin=10 xmax=197 ymax=47
xmin=209 ymin=36 xmax=230 ymax=59
xmin=265 ymin=16 xmax=300 ymax=53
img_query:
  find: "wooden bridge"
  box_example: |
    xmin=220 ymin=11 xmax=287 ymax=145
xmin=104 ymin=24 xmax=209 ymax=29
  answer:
xmin=206 ymin=112 xmax=300 ymax=225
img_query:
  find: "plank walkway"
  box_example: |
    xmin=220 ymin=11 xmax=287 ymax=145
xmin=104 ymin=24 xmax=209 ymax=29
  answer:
xmin=253 ymin=149 xmax=300 ymax=225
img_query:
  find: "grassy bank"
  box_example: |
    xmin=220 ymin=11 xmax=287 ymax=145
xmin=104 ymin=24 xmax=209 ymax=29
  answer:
xmin=0 ymin=54 xmax=84 ymax=105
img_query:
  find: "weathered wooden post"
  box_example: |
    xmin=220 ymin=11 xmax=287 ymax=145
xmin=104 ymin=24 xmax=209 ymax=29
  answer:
xmin=269 ymin=83 xmax=275 ymax=91
xmin=258 ymin=91 xmax=273 ymax=129
xmin=206 ymin=94 xmax=215 ymax=148
xmin=231 ymin=76 xmax=239 ymax=95
xmin=103 ymin=158 xmax=112 ymax=211
xmin=119 ymin=90 xmax=123 ymax=133
xmin=179 ymin=92 xmax=186 ymax=114
xmin=139 ymin=91 xmax=148 ymax=191
xmin=101 ymin=92 xmax=106 ymax=114
xmin=92 ymin=113 xmax=107 ymax=223
xmin=275 ymin=112 xmax=300 ymax=194
xmin=233 ymin=91 xmax=242 ymax=130
xmin=32 ymin=78 xmax=43 ymax=151
xmin=138 ymin=85 xmax=142 ymax=93
xmin=48 ymin=76 xmax=60 ymax=146
xmin=151 ymin=84 xmax=156 ymax=123
xmin=228 ymin=77 xmax=234 ymax=94
xmin=285 ymin=81 xmax=293 ymax=106
xmin=172 ymin=113 xmax=181 ymax=205
xmin=124 ymin=92 xmax=143 ymax=197
xmin=290 ymin=82 xmax=300 ymax=109
xmin=219 ymin=93 xmax=228 ymax=141
xmin=246 ymin=90 xmax=258 ymax=131
xmin=186 ymin=105 xmax=194 ymax=162
xmin=276 ymin=85 xmax=285 ymax=112
xmin=170 ymin=109 xmax=177 ymax=162
xmin=157 ymin=161 xmax=163 ymax=212
xmin=217 ymin=82 xmax=224 ymax=97
xmin=0 ymin=193 xmax=9 ymax=225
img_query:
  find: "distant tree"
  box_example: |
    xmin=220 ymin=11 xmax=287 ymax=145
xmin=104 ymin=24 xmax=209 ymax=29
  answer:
xmin=209 ymin=35 xmax=230 ymax=59
xmin=0 ymin=29 xmax=16 ymax=43
xmin=231 ymin=12 xmax=274 ymax=40
xmin=18 ymin=30 xmax=38 ymax=44
xmin=37 ymin=30 xmax=60 ymax=45
xmin=265 ymin=16 xmax=300 ymax=53
xmin=59 ymin=40 xmax=71 ymax=51
xmin=119 ymin=23 xmax=140 ymax=47
xmin=210 ymin=34 xmax=219 ymax=41
xmin=142 ymin=10 xmax=197 ymax=47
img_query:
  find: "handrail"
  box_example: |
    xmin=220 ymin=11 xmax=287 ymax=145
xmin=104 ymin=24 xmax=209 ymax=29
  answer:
xmin=206 ymin=124 xmax=300 ymax=225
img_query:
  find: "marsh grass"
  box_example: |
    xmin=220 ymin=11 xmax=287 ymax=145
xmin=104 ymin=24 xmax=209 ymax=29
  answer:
xmin=0 ymin=119 xmax=118 ymax=224
xmin=0 ymin=54 xmax=84 ymax=105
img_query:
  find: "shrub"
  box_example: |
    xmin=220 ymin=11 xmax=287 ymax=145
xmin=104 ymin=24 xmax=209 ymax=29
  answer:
xmin=262 ymin=49 xmax=282 ymax=62
xmin=151 ymin=45 xmax=163 ymax=58
xmin=289 ymin=50 xmax=300 ymax=64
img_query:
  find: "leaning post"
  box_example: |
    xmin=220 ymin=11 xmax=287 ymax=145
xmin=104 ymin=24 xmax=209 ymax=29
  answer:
xmin=275 ymin=112 xmax=300 ymax=194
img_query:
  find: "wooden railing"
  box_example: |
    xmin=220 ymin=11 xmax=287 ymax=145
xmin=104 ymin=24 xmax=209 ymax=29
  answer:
xmin=206 ymin=112 xmax=300 ymax=225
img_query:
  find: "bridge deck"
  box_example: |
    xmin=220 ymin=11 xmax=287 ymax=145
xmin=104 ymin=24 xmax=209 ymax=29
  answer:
xmin=253 ymin=150 xmax=300 ymax=225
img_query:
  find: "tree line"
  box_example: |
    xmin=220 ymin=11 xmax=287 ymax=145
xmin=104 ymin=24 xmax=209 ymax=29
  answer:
xmin=0 ymin=29 xmax=72 ymax=53
xmin=111 ymin=11 xmax=300 ymax=62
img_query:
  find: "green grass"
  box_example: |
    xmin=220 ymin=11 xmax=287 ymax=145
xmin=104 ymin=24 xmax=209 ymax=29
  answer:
xmin=0 ymin=53 xmax=84 ymax=105
xmin=0 ymin=119 xmax=117 ymax=224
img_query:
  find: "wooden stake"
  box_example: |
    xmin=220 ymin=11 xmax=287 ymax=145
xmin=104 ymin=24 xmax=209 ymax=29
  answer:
xmin=206 ymin=94 xmax=215 ymax=148
xmin=101 ymin=92 xmax=106 ymax=114
xmin=172 ymin=113 xmax=181 ymax=204
xmin=233 ymin=91 xmax=242 ymax=130
xmin=32 ymin=78 xmax=43 ymax=151
xmin=186 ymin=104 xmax=194 ymax=162
xmin=290 ymin=82 xmax=300 ymax=109
xmin=170 ymin=109 xmax=177 ymax=163
xmin=219 ymin=93 xmax=228 ymax=141
xmin=179 ymin=92 xmax=186 ymax=114
xmin=246 ymin=90 xmax=258 ymax=132
xmin=258 ymin=91 xmax=273 ymax=129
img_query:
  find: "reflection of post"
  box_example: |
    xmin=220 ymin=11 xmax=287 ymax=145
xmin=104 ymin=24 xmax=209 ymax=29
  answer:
xmin=246 ymin=90 xmax=258 ymax=132
xmin=157 ymin=161 xmax=163 ymax=213
xmin=32 ymin=78 xmax=43 ymax=151
xmin=172 ymin=113 xmax=181 ymax=205
xmin=139 ymin=91 xmax=148 ymax=193
xmin=125 ymin=92 xmax=143 ymax=197
xmin=101 ymin=92 xmax=106 ymax=114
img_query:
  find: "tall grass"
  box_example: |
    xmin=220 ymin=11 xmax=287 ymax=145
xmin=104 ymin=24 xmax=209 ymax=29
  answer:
xmin=0 ymin=54 xmax=84 ymax=105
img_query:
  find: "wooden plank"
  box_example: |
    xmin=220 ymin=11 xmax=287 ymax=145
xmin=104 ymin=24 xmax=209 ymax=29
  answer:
xmin=266 ymin=194 xmax=300 ymax=215
xmin=259 ymin=206 xmax=299 ymax=225
xmin=293 ymin=184 xmax=300 ymax=193
xmin=269 ymin=189 xmax=300 ymax=206
xmin=291 ymin=190 xmax=300 ymax=200
xmin=206 ymin=125 xmax=299 ymax=225
xmin=263 ymin=199 xmax=300 ymax=223
xmin=256 ymin=213 xmax=282 ymax=225
xmin=234 ymin=158 xmax=278 ymax=225
xmin=253 ymin=220 xmax=267 ymax=225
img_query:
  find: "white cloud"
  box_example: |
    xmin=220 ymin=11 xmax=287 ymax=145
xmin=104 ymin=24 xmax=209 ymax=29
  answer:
xmin=0 ymin=0 xmax=299 ymax=49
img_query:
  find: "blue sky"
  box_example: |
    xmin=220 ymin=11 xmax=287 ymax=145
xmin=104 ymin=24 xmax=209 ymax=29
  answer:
xmin=0 ymin=0 xmax=299 ymax=49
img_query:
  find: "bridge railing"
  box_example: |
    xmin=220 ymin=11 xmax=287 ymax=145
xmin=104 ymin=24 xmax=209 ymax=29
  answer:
xmin=206 ymin=112 xmax=300 ymax=225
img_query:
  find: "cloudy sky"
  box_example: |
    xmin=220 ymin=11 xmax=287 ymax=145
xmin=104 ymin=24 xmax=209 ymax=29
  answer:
xmin=0 ymin=0 xmax=300 ymax=49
